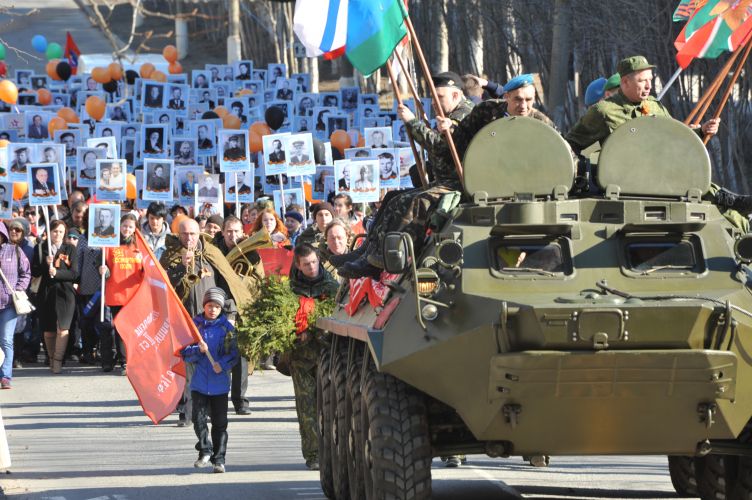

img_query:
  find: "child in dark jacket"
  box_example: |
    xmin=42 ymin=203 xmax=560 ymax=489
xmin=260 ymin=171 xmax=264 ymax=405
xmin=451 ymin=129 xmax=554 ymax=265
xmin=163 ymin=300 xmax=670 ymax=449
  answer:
xmin=181 ymin=287 xmax=239 ymax=473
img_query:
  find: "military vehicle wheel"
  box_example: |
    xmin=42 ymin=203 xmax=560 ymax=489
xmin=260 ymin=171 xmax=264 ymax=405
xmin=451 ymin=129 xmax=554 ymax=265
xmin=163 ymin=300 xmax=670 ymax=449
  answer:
xmin=346 ymin=342 xmax=366 ymax=500
xmin=331 ymin=340 xmax=350 ymax=499
xmin=696 ymin=455 xmax=730 ymax=500
xmin=361 ymin=361 xmax=432 ymax=500
xmin=668 ymin=456 xmax=698 ymax=497
xmin=317 ymin=347 xmax=335 ymax=499
xmin=727 ymin=456 xmax=752 ymax=500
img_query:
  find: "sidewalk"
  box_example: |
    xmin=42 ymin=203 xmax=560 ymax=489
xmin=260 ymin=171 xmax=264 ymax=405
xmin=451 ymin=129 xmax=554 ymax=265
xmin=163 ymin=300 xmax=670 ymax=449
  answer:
xmin=1 ymin=0 xmax=112 ymax=74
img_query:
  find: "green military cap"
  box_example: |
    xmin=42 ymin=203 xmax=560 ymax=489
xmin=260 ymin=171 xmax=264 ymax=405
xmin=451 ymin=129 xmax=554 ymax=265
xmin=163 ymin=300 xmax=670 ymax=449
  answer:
xmin=604 ymin=73 xmax=621 ymax=91
xmin=616 ymin=56 xmax=656 ymax=77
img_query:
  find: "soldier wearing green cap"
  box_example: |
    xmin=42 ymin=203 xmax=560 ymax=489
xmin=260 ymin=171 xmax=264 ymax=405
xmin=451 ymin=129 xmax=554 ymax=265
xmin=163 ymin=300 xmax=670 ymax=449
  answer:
xmin=604 ymin=73 xmax=621 ymax=97
xmin=566 ymin=55 xmax=720 ymax=153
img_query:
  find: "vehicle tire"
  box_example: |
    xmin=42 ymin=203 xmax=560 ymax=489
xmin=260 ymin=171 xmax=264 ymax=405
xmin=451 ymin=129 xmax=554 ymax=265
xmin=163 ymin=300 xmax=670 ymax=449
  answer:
xmin=696 ymin=455 xmax=730 ymax=500
xmin=727 ymin=456 xmax=752 ymax=500
xmin=317 ymin=346 xmax=335 ymax=499
xmin=668 ymin=455 xmax=698 ymax=497
xmin=361 ymin=362 xmax=432 ymax=500
xmin=331 ymin=339 xmax=350 ymax=499
xmin=347 ymin=342 xmax=366 ymax=500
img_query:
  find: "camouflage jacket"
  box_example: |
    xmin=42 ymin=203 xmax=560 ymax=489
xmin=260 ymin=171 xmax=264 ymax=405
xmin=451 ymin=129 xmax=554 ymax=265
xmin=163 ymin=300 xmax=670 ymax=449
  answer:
xmin=565 ymin=91 xmax=671 ymax=153
xmin=446 ymin=99 xmax=556 ymax=164
xmin=405 ymin=98 xmax=475 ymax=185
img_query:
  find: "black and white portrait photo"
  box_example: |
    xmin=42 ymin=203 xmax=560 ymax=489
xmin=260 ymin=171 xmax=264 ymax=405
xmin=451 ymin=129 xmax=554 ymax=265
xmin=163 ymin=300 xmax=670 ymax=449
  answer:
xmin=143 ymin=159 xmax=174 ymax=201
xmin=286 ymin=133 xmax=315 ymax=175
xmin=219 ymin=130 xmax=250 ymax=172
xmin=142 ymin=82 xmax=166 ymax=109
xmin=76 ymin=147 xmax=106 ymax=187
xmin=173 ymin=138 xmax=197 ymax=166
xmin=167 ymin=84 xmax=188 ymax=111
xmin=141 ymin=125 xmax=168 ymax=157
xmin=197 ymin=174 xmax=220 ymax=203
xmin=87 ymin=136 xmax=118 ymax=160
xmin=364 ymin=127 xmax=393 ymax=149
xmin=234 ymin=61 xmax=253 ymax=81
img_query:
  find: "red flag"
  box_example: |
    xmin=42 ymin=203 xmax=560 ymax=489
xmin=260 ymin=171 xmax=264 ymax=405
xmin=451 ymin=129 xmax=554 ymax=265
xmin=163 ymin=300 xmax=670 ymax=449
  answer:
xmin=113 ymin=230 xmax=200 ymax=424
xmin=258 ymin=247 xmax=294 ymax=276
xmin=64 ymin=32 xmax=81 ymax=75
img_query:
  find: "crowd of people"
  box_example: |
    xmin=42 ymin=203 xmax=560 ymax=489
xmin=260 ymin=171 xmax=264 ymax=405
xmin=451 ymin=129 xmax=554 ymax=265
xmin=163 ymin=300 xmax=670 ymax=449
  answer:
xmin=3 ymin=50 xmax=752 ymax=475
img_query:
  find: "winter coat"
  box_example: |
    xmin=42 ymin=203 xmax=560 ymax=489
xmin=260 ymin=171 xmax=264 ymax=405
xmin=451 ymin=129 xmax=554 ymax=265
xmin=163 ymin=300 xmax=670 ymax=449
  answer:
xmin=181 ymin=314 xmax=239 ymax=396
xmin=140 ymin=220 xmax=169 ymax=261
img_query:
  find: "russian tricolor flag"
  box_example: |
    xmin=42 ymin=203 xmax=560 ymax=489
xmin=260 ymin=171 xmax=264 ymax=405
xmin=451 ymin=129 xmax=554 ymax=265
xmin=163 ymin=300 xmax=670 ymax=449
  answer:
xmin=293 ymin=0 xmax=348 ymax=60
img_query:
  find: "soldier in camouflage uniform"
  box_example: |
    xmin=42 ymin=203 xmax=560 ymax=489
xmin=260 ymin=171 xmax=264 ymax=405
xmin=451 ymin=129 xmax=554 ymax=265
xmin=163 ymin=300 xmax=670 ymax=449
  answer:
xmin=566 ymin=56 xmax=752 ymax=230
xmin=289 ymin=244 xmax=340 ymax=470
xmin=336 ymin=72 xmax=475 ymax=279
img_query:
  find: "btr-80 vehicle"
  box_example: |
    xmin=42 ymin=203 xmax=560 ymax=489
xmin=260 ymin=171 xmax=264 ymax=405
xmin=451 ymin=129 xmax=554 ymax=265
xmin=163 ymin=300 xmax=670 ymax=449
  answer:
xmin=316 ymin=116 xmax=752 ymax=500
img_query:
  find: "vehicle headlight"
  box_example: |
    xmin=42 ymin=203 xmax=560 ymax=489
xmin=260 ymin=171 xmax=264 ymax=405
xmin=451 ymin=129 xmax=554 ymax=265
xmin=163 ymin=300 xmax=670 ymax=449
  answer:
xmin=416 ymin=268 xmax=440 ymax=296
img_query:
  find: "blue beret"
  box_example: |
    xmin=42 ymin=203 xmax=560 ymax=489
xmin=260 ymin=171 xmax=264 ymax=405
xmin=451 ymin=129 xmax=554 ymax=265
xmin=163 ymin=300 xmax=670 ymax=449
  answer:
xmin=584 ymin=77 xmax=607 ymax=106
xmin=503 ymin=74 xmax=534 ymax=93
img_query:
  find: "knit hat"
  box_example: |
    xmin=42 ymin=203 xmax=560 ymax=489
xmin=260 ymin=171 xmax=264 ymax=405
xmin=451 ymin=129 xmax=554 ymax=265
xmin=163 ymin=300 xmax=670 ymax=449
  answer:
xmin=9 ymin=217 xmax=29 ymax=235
xmin=285 ymin=211 xmax=304 ymax=224
xmin=312 ymin=202 xmax=334 ymax=218
xmin=207 ymin=214 xmax=224 ymax=228
xmin=66 ymin=227 xmax=82 ymax=239
xmin=203 ymin=287 xmax=226 ymax=306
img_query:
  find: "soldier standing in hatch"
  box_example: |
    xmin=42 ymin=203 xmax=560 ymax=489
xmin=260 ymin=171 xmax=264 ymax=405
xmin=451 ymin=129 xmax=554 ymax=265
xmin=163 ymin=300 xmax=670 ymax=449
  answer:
xmin=335 ymin=72 xmax=475 ymax=280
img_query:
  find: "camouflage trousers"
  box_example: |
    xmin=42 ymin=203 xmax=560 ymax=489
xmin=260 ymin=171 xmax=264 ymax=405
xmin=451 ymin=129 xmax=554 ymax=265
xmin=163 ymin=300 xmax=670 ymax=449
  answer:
xmin=365 ymin=185 xmax=457 ymax=267
xmin=289 ymin=336 xmax=320 ymax=462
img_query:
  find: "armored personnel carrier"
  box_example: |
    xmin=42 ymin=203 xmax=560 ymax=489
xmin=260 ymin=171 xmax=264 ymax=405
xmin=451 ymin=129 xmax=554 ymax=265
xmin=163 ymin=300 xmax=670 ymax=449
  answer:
xmin=316 ymin=116 xmax=752 ymax=500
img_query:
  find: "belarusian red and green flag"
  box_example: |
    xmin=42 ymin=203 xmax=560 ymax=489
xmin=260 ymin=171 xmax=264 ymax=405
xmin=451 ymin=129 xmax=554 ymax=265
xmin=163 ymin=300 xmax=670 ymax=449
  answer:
xmin=673 ymin=0 xmax=752 ymax=69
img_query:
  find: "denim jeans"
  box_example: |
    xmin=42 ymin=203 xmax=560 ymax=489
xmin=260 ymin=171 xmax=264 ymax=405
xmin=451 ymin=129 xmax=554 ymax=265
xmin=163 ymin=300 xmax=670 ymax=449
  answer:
xmin=0 ymin=307 xmax=19 ymax=380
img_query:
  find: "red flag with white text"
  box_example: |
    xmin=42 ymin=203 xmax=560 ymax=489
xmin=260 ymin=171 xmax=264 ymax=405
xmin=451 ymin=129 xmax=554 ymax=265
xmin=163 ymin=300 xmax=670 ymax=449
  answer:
xmin=113 ymin=230 xmax=200 ymax=424
xmin=64 ymin=32 xmax=81 ymax=75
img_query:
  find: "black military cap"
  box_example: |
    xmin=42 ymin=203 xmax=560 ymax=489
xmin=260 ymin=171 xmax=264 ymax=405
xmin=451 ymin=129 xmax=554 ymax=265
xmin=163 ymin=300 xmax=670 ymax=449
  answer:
xmin=432 ymin=71 xmax=463 ymax=90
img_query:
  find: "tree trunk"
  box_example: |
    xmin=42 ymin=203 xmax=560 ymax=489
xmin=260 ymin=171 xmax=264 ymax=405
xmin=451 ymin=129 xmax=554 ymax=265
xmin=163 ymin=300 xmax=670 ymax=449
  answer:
xmin=548 ymin=0 xmax=572 ymax=126
xmin=430 ymin=0 xmax=448 ymax=73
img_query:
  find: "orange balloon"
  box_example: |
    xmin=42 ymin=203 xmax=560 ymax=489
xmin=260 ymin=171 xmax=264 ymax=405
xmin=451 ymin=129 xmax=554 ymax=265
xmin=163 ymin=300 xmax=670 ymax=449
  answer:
xmin=330 ymin=129 xmax=351 ymax=155
xmin=151 ymin=70 xmax=167 ymax=83
xmin=108 ymin=62 xmax=123 ymax=81
xmin=213 ymin=106 xmax=229 ymax=118
xmin=236 ymin=89 xmax=252 ymax=96
xmin=303 ymin=182 xmax=314 ymax=203
xmin=92 ymin=67 xmax=110 ymax=84
xmin=170 ymin=214 xmax=189 ymax=234
xmin=222 ymin=114 xmax=241 ymax=130
xmin=0 ymin=79 xmax=18 ymax=105
xmin=37 ymin=88 xmax=52 ymax=105
xmin=0 ymin=139 xmax=9 ymax=149
xmin=57 ymin=107 xmax=79 ymax=124
xmin=85 ymin=96 xmax=106 ymax=121
xmin=48 ymin=116 xmax=67 ymax=137
xmin=12 ymin=182 xmax=27 ymax=201
xmin=168 ymin=61 xmax=183 ymax=74
xmin=46 ymin=60 xmax=61 ymax=81
xmin=126 ymin=173 xmax=137 ymax=199
xmin=249 ymin=131 xmax=263 ymax=153
xmin=162 ymin=45 xmax=178 ymax=63
xmin=250 ymin=121 xmax=272 ymax=137
xmin=140 ymin=63 xmax=155 ymax=79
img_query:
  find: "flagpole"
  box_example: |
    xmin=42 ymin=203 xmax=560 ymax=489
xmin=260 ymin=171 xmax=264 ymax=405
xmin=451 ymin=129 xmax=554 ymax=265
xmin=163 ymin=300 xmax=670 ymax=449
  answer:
xmin=393 ymin=49 xmax=430 ymax=125
xmin=100 ymin=247 xmax=106 ymax=322
xmin=278 ymin=174 xmax=286 ymax=220
xmin=703 ymin=35 xmax=752 ymax=144
xmin=386 ymin=58 xmax=427 ymax=187
xmin=657 ymin=68 xmax=682 ymax=101
xmin=234 ymin=173 xmax=240 ymax=218
xmin=403 ymin=15 xmax=464 ymax=182
xmin=685 ymin=46 xmax=745 ymax=126
xmin=42 ymin=205 xmax=53 ymax=274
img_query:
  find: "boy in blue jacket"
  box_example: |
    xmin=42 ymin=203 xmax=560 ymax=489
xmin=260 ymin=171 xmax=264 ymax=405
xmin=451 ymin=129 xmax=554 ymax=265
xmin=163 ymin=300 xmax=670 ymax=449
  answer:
xmin=181 ymin=287 xmax=239 ymax=473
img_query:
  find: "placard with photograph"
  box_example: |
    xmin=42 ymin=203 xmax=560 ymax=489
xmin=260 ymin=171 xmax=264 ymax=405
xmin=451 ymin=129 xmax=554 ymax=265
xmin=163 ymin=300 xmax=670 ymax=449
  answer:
xmin=196 ymin=174 xmax=221 ymax=204
xmin=398 ymin=147 xmax=415 ymax=188
xmin=312 ymin=166 xmax=334 ymax=202
xmin=292 ymin=73 xmax=310 ymax=93
xmin=176 ymin=166 xmax=203 ymax=205
xmin=87 ymin=203 xmax=121 ymax=247
xmin=134 ymin=170 xmax=149 ymax=210
xmin=166 ymin=83 xmax=189 ymax=111
xmin=38 ymin=143 xmax=66 ymax=197
xmin=0 ymin=182 xmax=12 ymax=218
xmin=173 ymin=137 xmax=198 ymax=166
xmin=267 ymin=64 xmax=286 ymax=88
xmin=2 ymin=114 xmax=25 ymax=135
xmin=218 ymin=129 xmax=251 ymax=172
xmin=28 ymin=163 xmax=61 ymax=206
xmin=191 ymin=119 xmax=217 ymax=157
xmin=95 ymin=122 xmax=122 ymax=142
xmin=344 ymin=147 xmax=373 ymax=160
xmin=77 ymin=147 xmax=106 ymax=187
xmin=55 ymin=129 xmax=80 ymax=161
xmin=321 ymin=92 xmax=339 ymax=108
xmin=95 ymin=159 xmax=127 ymax=201
xmin=334 ymin=159 xmax=351 ymax=194
xmin=234 ymin=60 xmax=253 ymax=81
xmin=364 ymin=127 xmax=393 ymax=148
xmin=107 ymin=103 xmax=130 ymax=122
xmin=142 ymin=81 xmax=167 ymax=110
xmin=225 ymin=169 xmax=254 ymax=204
xmin=295 ymin=93 xmax=317 ymax=117
xmin=286 ymin=133 xmax=315 ymax=176
xmin=192 ymin=70 xmax=211 ymax=89
xmin=272 ymin=187 xmax=303 ymax=213
xmin=274 ymin=79 xmax=295 ymax=101
xmin=141 ymin=124 xmax=168 ymax=159
xmin=349 ymin=159 xmax=380 ymax=203
xmin=325 ymin=113 xmax=349 ymax=138
xmin=373 ymin=148 xmax=399 ymax=189
xmin=7 ymin=143 xmax=33 ymax=183
xmin=86 ymin=136 xmax=118 ymax=159
xmin=26 ymin=111 xmax=52 ymax=141
xmin=262 ymin=132 xmax=290 ymax=176
xmin=340 ymin=87 xmax=359 ymax=112
xmin=293 ymin=116 xmax=313 ymax=133
xmin=15 ymin=69 xmax=32 ymax=87
xmin=143 ymin=158 xmax=174 ymax=202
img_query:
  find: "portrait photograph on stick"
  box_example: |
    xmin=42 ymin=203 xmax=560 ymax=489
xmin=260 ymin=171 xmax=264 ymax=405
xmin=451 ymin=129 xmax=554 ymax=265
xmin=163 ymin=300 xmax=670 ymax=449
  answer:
xmin=143 ymin=159 xmax=174 ymax=202
xmin=87 ymin=203 xmax=121 ymax=247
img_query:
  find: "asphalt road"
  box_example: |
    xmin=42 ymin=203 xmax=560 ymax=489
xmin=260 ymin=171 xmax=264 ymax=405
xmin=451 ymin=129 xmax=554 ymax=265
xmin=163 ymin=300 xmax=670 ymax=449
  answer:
xmin=0 ymin=363 xmax=691 ymax=500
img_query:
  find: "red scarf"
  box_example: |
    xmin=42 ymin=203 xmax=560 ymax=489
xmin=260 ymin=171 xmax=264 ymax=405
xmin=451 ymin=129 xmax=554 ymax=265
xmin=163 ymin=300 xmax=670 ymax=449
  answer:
xmin=294 ymin=296 xmax=317 ymax=334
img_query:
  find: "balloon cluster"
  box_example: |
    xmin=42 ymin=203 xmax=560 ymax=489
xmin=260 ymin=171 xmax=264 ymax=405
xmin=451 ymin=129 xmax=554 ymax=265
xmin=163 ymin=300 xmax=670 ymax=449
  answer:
xmin=87 ymin=62 xmax=124 ymax=94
